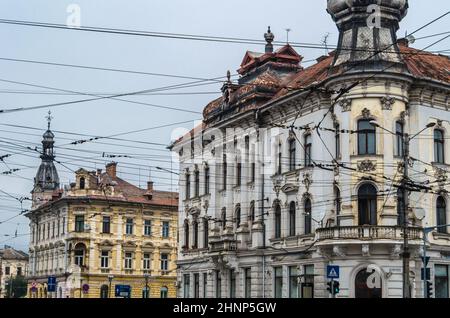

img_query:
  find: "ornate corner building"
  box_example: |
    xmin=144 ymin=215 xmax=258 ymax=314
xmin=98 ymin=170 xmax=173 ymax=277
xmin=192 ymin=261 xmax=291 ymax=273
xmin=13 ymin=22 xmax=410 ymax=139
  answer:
xmin=171 ymin=1 xmax=450 ymax=298
xmin=25 ymin=121 xmax=179 ymax=298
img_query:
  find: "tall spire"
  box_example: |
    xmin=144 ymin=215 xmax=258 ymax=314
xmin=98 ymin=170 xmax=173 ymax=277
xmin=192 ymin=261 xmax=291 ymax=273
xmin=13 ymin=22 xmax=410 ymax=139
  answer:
xmin=31 ymin=112 xmax=60 ymax=208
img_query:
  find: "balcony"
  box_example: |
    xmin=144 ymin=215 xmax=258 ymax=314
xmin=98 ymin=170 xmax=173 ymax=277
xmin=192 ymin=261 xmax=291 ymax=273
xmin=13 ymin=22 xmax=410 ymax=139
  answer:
xmin=316 ymin=226 xmax=422 ymax=242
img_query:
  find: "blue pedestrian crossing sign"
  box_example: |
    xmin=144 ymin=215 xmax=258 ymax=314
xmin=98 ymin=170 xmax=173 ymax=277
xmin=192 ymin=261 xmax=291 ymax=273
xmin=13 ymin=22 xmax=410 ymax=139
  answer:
xmin=327 ymin=265 xmax=340 ymax=279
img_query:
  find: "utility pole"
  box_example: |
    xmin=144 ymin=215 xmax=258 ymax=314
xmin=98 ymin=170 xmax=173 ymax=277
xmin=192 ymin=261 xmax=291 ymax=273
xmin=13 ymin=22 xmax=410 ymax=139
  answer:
xmin=401 ymin=133 xmax=411 ymax=298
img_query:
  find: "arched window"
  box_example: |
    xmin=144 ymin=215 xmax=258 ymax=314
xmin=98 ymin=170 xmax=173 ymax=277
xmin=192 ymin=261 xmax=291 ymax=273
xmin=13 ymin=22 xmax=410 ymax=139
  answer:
xmin=100 ymin=285 xmax=109 ymax=298
xmin=74 ymin=243 xmax=86 ymax=267
xmin=192 ymin=220 xmax=199 ymax=248
xmin=437 ymin=196 xmax=447 ymax=234
xmin=223 ymin=154 xmax=227 ymax=190
xmin=289 ymin=201 xmax=296 ymax=237
xmin=79 ymin=177 xmax=85 ymax=190
xmin=335 ymin=124 xmax=341 ymax=159
xmin=289 ymin=138 xmax=296 ymax=171
xmin=304 ymin=199 xmax=312 ymax=234
xmin=235 ymin=205 xmax=241 ymax=229
xmin=358 ymin=119 xmax=376 ymax=155
xmin=274 ymin=203 xmax=282 ymax=239
xmin=221 ymin=208 xmax=227 ymax=230
xmin=396 ymin=121 xmax=404 ymax=157
xmin=183 ymin=220 xmax=190 ymax=249
xmin=249 ymin=201 xmax=255 ymax=223
xmin=397 ymin=188 xmax=405 ymax=226
xmin=434 ymin=130 xmax=445 ymax=164
xmin=334 ymin=187 xmax=341 ymax=227
xmin=358 ymin=184 xmax=378 ymax=225
xmin=160 ymin=286 xmax=169 ymax=298
xmin=304 ymin=134 xmax=313 ymax=167
xmin=203 ymin=218 xmax=209 ymax=249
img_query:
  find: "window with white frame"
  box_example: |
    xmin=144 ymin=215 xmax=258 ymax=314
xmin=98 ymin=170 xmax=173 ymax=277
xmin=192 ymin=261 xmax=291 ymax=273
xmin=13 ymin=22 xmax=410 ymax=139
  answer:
xmin=124 ymin=252 xmax=133 ymax=269
xmin=144 ymin=220 xmax=152 ymax=236
xmin=100 ymin=251 xmax=109 ymax=268
xmin=143 ymin=253 xmax=151 ymax=270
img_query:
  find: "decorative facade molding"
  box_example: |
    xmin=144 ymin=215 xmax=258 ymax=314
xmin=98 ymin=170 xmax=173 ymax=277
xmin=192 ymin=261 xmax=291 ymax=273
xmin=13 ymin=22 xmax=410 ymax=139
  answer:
xmin=361 ymin=108 xmax=372 ymax=119
xmin=381 ymin=96 xmax=395 ymax=110
xmin=358 ymin=160 xmax=377 ymax=172
xmin=339 ymin=98 xmax=352 ymax=112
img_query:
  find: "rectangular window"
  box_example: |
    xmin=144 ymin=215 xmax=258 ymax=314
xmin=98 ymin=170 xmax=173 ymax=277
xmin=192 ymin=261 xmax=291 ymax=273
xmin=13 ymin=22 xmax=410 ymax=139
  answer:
xmin=434 ymin=130 xmax=445 ymax=164
xmin=274 ymin=267 xmax=283 ymax=298
xmin=143 ymin=253 xmax=151 ymax=270
xmin=204 ymin=167 xmax=210 ymax=194
xmin=124 ymin=252 xmax=132 ymax=269
xmin=245 ymin=268 xmax=252 ymax=298
xmin=236 ymin=163 xmax=242 ymax=187
xmin=358 ymin=120 xmax=376 ymax=155
xmin=289 ymin=266 xmax=299 ymax=298
xmin=396 ymin=121 xmax=404 ymax=157
xmin=57 ymin=218 xmax=60 ymax=237
xmin=194 ymin=273 xmax=200 ymax=298
xmin=203 ymin=273 xmax=208 ymax=298
xmin=125 ymin=218 xmax=133 ymax=235
xmin=75 ymin=215 xmax=85 ymax=232
xmin=185 ymin=173 xmax=191 ymax=200
xmin=304 ymin=134 xmax=313 ymax=167
xmin=251 ymin=162 xmax=256 ymax=183
xmin=435 ymin=265 xmax=449 ymax=298
xmin=335 ymin=124 xmax=341 ymax=159
xmin=62 ymin=217 xmax=65 ymax=234
xmin=52 ymin=221 xmax=55 ymax=238
xmin=47 ymin=222 xmax=50 ymax=239
xmin=144 ymin=220 xmax=152 ymax=236
xmin=223 ymin=156 xmax=227 ymax=190
xmin=162 ymin=221 xmax=170 ymax=238
xmin=100 ymin=251 xmax=109 ymax=268
xmin=302 ymin=265 xmax=314 ymax=298
xmin=5 ymin=266 xmax=10 ymax=275
xmin=289 ymin=139 xmax=296 ymax=171
xmin=184 ymin=274 xmax=190 ymax=298
xmin=216 ymin=271 xmax=221 ymax=298
xmin=194 ymin=170 xmax=200 ymax=197
xmin=102 ymin=216 xmax=111 ymax=234
xmin=229 ymin=269 xmax=236 ymax=298
xmin=17 ymin=267 xmax=22 ymax=276
xmin=160 ymin=253 xmax=168 ymax=271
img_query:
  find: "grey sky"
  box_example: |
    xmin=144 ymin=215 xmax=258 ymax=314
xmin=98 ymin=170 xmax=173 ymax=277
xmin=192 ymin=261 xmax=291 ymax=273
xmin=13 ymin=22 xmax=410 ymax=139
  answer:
xmin=0 ymin=0 xmax=448 ymax=251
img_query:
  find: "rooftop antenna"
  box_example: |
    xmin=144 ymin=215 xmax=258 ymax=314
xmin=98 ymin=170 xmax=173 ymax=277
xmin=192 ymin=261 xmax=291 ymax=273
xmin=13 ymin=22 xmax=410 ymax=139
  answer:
xmin=285 ymin=28 xmax=291 ymax=44
xmin=322 ymin=33 xmax=330 ymax=55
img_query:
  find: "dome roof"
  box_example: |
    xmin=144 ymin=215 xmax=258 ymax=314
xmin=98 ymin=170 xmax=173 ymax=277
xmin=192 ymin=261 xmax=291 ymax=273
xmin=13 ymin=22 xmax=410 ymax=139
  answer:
xmin=327 ymin=0 xmax=408 ymax=20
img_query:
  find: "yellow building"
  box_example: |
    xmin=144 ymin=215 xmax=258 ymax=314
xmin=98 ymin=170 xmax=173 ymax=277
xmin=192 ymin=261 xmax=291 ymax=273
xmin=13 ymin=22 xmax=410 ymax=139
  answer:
xmin=25 ymin=120 xmax=178 ymax=298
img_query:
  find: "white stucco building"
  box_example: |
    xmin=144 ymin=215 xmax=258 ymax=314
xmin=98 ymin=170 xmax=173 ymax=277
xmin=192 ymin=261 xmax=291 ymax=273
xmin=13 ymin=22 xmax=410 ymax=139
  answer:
xmin=172 ymin=0 xmax=450 ymax=298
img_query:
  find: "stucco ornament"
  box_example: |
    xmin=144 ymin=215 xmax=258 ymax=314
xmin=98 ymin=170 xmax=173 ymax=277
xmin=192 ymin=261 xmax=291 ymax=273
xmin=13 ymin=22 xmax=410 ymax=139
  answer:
xmin=381 ymin=96 xmax=395 ymax=110
xmin=358 ymin=160 xmax=376 ymax=172
xmin=339 ymin=98 xmax=352 ymax=112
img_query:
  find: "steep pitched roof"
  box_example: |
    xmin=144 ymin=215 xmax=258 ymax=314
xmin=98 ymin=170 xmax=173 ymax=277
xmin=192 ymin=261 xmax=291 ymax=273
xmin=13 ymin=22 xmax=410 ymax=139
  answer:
xmin=0 ymin=247 xmax=29 ymax=260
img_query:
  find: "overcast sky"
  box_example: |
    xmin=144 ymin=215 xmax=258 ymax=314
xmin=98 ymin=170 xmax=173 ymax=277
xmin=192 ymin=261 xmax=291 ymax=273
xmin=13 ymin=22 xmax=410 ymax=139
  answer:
xmin=0 ymin=0 xmax=448 ymax=252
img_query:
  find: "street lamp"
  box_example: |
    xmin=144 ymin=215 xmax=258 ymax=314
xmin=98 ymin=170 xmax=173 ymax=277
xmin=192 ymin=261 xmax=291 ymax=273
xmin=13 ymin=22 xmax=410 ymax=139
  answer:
xmin=144 ymin=273 xmax=150 ymax=298
xmin=107 ymin=274 xmax=114 ymax=298
xmin=370 ymin=120 xmax=436 ymax=299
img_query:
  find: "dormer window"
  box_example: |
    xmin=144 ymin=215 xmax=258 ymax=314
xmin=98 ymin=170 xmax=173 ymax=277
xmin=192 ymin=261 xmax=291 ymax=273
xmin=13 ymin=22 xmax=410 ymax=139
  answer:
xmin=80 ymin=177 xmax=85 ymax=190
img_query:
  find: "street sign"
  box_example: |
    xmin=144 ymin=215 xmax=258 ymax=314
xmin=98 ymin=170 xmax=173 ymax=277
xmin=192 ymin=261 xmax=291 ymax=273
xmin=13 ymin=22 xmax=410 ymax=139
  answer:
xmin=31 ymin=286 xmax=37 ymax=293
xmin=115 ymin=285 xmax=131 ymax=298
xmin=327 ymin=265 xmax=340 ymax=279
xmin=47 ymin=276 xmax=57 ymax=292
xmin=421 ymin=268 xmax=431 ymax=280
xmin=82 ymin=284 xmax=90 ymax=294
xmin=421 ymin=256 xmax=430 ymax=267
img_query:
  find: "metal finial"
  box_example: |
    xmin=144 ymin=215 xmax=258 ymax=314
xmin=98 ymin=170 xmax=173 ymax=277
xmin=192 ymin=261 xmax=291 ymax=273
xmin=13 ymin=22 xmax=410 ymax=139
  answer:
xmin=45 ymin=110 xmax=53 ymax=130
xmin=264 ymin=26 xmax=275 ymax=53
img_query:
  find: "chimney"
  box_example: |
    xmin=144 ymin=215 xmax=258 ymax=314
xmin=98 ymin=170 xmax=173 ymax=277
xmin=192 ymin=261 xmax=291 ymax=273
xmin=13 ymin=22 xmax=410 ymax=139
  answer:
xmin=96 ymin=169 xmax=102 ymax=176
xmin=147 ymin=181 xmax=154 ymax=192
xmin=106 ymin=162 xmax=117 ymax=178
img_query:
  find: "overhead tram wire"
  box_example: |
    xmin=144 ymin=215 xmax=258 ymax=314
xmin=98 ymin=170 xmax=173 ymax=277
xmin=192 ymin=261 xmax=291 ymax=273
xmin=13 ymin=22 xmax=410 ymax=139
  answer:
xmin=0 ymin=18 xmax=446 ymax=56
xmin=0 ymin=77 xmax=203 ymax=115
